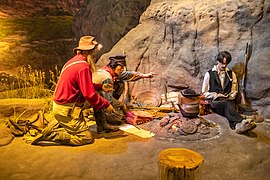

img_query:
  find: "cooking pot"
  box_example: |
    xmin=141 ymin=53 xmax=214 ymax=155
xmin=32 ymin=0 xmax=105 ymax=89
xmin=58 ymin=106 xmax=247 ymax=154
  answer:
xmin=178 ymin=102 xmax=199 ymax=118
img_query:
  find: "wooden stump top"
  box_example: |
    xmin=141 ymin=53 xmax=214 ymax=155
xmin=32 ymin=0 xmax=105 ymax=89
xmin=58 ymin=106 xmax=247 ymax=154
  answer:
xmin=158 ymin=148 xmax=204 ymax=169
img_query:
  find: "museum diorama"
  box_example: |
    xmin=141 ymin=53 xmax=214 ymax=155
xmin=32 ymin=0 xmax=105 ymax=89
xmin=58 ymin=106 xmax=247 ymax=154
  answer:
xmin=0 ymin=0 xmax=269 ymax=179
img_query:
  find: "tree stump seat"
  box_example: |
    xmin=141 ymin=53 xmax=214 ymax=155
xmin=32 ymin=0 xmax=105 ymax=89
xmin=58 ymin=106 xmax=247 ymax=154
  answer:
xmin=158 ymin=148 xmax=204 ymax=180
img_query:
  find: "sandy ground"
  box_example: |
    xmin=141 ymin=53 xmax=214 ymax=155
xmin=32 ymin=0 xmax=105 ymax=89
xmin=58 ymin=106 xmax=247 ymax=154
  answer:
xmin=0 ymin=113 xmax=270 ymax=180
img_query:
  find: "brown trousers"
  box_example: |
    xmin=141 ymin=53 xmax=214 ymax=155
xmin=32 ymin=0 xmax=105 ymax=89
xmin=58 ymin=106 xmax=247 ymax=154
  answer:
xmin=42 ymin=102 xmax=93 ymax=146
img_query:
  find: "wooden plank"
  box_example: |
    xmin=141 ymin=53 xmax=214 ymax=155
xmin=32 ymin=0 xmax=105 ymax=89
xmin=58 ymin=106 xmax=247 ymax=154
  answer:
xmin=131 ymin=106 xmax=179 ymax=113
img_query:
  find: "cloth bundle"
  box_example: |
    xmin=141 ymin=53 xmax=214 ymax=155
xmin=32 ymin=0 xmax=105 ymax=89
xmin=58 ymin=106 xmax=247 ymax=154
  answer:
xmin=125 ymin=110 xmax=153 ymax=125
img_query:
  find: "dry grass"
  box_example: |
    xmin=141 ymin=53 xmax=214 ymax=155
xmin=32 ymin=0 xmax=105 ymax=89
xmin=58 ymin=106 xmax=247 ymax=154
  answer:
xmin=0 ymin=65 xmax=60 ymax=99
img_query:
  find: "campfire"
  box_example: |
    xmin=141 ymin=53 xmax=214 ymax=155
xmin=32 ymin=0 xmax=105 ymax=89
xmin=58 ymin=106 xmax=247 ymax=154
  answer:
xmin=145 ymin=112 xmax=220 ymax=142
xmin=129 ymin=90 xmax=221 ymax=142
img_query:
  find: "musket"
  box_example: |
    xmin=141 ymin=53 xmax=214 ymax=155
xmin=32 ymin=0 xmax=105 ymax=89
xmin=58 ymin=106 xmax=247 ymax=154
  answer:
xmin=240 ymin=43 xmax=251 ymax=105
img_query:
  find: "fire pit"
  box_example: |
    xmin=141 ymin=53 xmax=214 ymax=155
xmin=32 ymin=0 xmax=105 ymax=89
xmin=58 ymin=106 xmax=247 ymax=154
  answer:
xmin=135 ymin=90 xmax=221 ymax=142
xmin=143 ymin=112 xmax=221 ymax=142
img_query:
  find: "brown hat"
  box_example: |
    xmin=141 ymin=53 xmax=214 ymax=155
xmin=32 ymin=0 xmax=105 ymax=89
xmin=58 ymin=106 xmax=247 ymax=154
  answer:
xmin=73 ymin=36 xmax=99 ymax=54
xmin=109 ymin=54 xmax=127 ymax=66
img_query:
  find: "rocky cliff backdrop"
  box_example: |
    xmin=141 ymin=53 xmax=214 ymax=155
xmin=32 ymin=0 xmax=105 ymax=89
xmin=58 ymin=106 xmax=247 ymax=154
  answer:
xmin=74 ymin=0 xmax=270 ymax=117
xmin=73 ymin=0 xmax=151 ymax=56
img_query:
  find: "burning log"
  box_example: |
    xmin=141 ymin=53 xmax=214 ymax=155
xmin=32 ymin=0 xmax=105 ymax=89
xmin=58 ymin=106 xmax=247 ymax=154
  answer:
xmin=158 ymin=148 xmax=204 ymax=180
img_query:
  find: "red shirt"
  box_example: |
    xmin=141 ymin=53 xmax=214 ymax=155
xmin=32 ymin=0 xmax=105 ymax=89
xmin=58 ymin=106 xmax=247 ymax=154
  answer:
xmin=53 ymin=54 xmax=109 ymax=109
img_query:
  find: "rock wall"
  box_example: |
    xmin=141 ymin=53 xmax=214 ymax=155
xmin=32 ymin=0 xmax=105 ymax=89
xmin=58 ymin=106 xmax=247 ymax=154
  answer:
xmin=73 ymin=0 xmax=151 ymax=55
xmin=83 ymin=0 xmax=270 ymax=116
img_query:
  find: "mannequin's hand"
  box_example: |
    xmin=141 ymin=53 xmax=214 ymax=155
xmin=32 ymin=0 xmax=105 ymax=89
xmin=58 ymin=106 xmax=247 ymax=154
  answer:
xmin=216 ymin=93 xmax=226 ymax=98
xmin=106 ymin=104 xmax=116 ymax=114
xmin=143 ymin=72 xmax=157 ymax=78
xmin=214 ymin=93 xmax=229 ymax=100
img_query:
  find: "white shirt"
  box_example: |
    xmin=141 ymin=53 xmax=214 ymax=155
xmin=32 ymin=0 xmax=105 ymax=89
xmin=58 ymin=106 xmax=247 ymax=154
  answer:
xmin=201 ymin=65 xmax=238 ymax=100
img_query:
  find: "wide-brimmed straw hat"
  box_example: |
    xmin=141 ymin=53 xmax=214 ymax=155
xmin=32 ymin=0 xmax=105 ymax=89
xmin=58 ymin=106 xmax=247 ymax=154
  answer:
xmin=73 ymin=36 xmax=99 ymax=54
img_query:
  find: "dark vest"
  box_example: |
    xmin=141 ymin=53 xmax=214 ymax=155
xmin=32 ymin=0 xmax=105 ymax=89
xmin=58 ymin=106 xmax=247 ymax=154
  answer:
xmin=208 ymin=69 xmax=233 ymax=94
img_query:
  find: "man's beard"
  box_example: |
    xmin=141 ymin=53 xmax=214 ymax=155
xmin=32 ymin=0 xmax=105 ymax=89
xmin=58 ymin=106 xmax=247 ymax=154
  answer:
xmin=87 ymin=55 xmax=97 ymax=72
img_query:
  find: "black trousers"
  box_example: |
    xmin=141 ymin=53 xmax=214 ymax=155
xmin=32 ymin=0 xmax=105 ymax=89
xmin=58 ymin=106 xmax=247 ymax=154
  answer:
xmin=210 ymin=100 xmax=244 ymax=129
xmin=113 ymin=81 xmax=125 ymax=100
